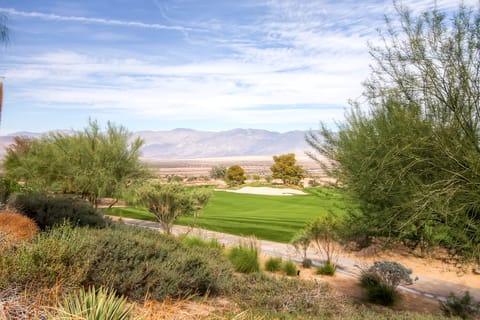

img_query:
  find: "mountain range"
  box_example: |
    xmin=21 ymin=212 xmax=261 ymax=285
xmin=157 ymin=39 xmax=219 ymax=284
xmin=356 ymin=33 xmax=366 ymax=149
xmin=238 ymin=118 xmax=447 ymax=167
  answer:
xmin=0 ymin=128 xmax=313 ymax=159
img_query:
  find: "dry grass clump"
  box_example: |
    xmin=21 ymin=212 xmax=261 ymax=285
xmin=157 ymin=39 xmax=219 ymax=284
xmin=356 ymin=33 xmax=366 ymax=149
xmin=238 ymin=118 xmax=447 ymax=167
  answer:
xmin=0 ymin=211 xmax=39 ymax=240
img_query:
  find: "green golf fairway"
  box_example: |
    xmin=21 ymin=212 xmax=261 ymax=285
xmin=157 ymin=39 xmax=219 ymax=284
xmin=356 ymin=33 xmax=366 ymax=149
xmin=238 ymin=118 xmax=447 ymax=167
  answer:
xmin=106 ymin=187 xmax=356 ymax=243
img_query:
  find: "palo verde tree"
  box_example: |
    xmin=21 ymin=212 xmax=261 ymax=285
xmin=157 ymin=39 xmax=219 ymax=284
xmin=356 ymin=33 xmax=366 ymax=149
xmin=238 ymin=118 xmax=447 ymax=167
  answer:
xmin=270 ymin=153 xmax=305 ymax=185
xmin=136 ymin=182 xmax=212 ymax=234
xmin=307 ymin=3 xmax=480 ymax=260
xmin=4 ymin=120 xmax=148 ymax=207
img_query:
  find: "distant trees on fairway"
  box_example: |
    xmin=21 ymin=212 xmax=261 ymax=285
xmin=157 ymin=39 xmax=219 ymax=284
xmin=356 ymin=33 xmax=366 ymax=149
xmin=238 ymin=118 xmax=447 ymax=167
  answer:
xmin=308 ymin=3 xmax=480 ymax=260
xmin=225 ymin=165 xmax=246 ymax=186
xmin=210 ymin=165 xmax=227 ymax=180
xmin=270 ymin=153 xmax=305 ymax=185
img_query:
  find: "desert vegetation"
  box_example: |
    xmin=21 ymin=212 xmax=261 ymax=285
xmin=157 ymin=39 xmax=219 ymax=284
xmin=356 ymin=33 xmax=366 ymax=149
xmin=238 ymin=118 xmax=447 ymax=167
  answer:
xmin=2 ymin=2 xmax=480 ymax=319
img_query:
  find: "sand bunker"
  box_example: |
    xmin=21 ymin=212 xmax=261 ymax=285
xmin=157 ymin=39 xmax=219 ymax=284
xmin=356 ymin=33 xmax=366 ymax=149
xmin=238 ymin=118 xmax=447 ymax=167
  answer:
xmin=225 ymin=186 xmax=307 ymax=196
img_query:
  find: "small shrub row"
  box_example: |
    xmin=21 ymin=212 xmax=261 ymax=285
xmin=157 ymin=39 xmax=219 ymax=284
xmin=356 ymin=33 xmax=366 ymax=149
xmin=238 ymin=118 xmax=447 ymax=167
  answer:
xmin=264 ymin=257 xmax=298 ymax=276
xmin=9 ymin=193 xmax=106 ymax=230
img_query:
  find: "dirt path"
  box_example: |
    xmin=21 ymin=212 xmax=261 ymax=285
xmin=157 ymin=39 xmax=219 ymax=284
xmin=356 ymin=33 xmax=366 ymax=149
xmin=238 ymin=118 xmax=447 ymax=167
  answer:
xmin=110 ymin=216 xmax=480 ymax=303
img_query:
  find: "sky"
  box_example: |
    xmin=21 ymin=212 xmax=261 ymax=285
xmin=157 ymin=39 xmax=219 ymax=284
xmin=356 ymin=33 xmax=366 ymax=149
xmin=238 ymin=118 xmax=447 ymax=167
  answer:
xmin=0 ymin=0 xmax=474 ymax=134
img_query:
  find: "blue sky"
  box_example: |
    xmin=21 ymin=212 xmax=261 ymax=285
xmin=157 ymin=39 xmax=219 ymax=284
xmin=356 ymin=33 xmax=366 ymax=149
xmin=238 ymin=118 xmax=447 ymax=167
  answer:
xmin=0 ymin=0 xmax=473 ymax=134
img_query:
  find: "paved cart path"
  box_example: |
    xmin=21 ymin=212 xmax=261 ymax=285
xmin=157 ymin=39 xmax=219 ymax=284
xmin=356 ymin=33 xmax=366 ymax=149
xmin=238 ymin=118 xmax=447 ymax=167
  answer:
xmin=110 ymin=216 xmax=480 ymax=302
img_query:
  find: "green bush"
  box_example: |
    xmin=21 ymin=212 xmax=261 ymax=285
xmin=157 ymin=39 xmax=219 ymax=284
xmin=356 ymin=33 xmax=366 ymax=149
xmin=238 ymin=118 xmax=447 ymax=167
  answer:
xmin=53 ymin=286 xmax=134 ymax=320
xmin=0 ymin=224 xmax=233 ymax=301
xmin=282 ymin=260 xmax=298 ymax=276
xmin=9 ymin=193 xmax=106 ymax=230
xmin=180 ymin=235 xmax=223 ymax=250
xmin=365 ymin=283 xmax=398 ymax=306
xmin=316 ymin=262 xmax=336 ymax=276
xmin=360 ymin=272 xmax=381 ymax=289
xmin=302 ymin=258 xmax=313 ymax=268
xmin=0 ymin=224 xmax=94 ymax=290
xmin=264 ymin=257 xmax=282 ymax=272
xmin=440 ymin=291 xmax=480 ymax=320
xmin=86 ymin=225 xmax=233 ymax=300
xmin=359 ymin=261 xmax=414 ymax=306
xmin=228 ymin=241 xmax=260 ymax=274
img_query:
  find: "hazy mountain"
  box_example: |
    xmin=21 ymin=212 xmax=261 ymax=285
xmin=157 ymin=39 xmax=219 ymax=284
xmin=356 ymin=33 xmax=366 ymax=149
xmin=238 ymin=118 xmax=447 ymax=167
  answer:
xmin=0 ymin=128 xmax=312 ymax=159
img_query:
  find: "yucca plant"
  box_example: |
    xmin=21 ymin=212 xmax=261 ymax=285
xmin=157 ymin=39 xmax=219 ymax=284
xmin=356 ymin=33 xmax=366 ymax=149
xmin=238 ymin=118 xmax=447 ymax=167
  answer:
xmin=53 ymin=286 xmax=134 ymax=320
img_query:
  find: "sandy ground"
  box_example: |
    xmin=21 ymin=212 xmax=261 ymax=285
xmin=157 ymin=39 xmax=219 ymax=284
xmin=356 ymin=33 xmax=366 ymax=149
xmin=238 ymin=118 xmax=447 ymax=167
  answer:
xmin=224 ymin=186 xmax=307 ymax=196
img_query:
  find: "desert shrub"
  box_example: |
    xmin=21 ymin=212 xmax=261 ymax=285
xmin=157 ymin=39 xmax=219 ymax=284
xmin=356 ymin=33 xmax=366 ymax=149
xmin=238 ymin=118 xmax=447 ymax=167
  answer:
xmin=316 ymin=262 xmax=336 ymax=276
xmin=302 ymin=258 xmax=313 ymax=268
xmin=225 ymin=165 xmax=246 ymax=186
xmin=209 ymin=165 xmax=227 ymax=180
xmin=0 ymin=211 xmax=39 ymax=241
xmin=180 ymin=235 xmax=223 ymax=250
xmin=52 ymin=286 xmax=134 ymax=320
xmin=0 ymin=176 xmax=23 ymax=205
xmin=9 ymin=193 xmax=106 ymax=230
xmin=440 ymin=291 xmax=480 ymax=320
xmin=86 ymin=225 xmax=233 ymax=300
xmin=264 ymin=257 xmax=282 ymax=272
xmin=366 ymin=261 xmax=414 ymax=288
xmin=365 ymin=282 xmax=398 ymax=306
xmin=0 ymin=224 xmax=94 ymax=290
xmin=282 ymin=260 xmax=298 ymax=276
xmin=228 ymin=240 xmax=260 ymax=274
xmin=360 ymin=261 xmax=414 ymax=306
xmin=231 ymin=273 xmax=344 ymax=317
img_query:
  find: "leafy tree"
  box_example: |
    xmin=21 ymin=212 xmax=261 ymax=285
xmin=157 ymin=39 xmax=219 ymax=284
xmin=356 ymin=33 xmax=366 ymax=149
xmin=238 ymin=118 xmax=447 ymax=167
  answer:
xmin=270 ymin=153 xmax=305 ymax=185
xmin=225 ymin=165 xmax=246 ymax=186
xmin=136 ymin=182 xmax=212 ymax=234
xmin=209 ymin=165 xmax=227 ymax=180
xmin=3 ymin=121 xmax=148 ymax=207
xmin=307 ymin=3 xmax=480 ymax=260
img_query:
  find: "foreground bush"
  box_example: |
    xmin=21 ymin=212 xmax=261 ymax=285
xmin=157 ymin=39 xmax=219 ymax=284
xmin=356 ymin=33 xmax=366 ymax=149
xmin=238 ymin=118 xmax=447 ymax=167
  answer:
xmin=440 ymin=291 xmax=480 ymax=320
xmin=0 ymin=224 xmax=233 ymax=301
xmin=264 ymin=257 xmax=282 ymax=272
xmin=316 ymin=262 xmax=336 ymax=276
xmin=86 ymin=225 xmax=232 ymax=300
xmin=228 ymin=240 xmax=260 ymax=274
xmin=360 ymin=261 xmax=415 ymax=306
xmin=0 ymin=224 xmax=93 ymax=289
xmin=179 ymin=235 xmax=223 ymax=250
xmin=53 ymin=286 xmax=134 ymax=320
xmin=9 ymin=193 xmax=106 ymax=229
xmin=282 ymin=260 xmax=298 ymax=276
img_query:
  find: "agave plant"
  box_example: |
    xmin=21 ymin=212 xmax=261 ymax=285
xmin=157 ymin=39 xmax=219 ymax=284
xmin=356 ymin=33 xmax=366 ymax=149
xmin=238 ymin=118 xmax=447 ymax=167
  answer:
xmin=53 ymin=286 xmax=135 ymax=320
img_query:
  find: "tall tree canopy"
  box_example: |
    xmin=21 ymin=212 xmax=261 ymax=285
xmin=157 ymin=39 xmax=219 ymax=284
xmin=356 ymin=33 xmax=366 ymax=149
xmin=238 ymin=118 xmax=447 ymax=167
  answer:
xmin=307 ymin=3 xmax=480 ymax=260
xmin=4 ymin=121 xmax=148 ymax=206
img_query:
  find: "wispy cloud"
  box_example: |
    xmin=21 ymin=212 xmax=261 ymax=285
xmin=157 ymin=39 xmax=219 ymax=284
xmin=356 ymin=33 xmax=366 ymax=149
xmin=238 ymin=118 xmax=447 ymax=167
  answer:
xmin=0 ymin=7 xmax=196 ymax=32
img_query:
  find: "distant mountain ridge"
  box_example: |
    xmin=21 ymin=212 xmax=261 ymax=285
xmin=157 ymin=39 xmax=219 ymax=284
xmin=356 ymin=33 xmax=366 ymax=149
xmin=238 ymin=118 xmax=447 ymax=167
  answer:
xmin=0 ymin=128 xmax=311 ymax=159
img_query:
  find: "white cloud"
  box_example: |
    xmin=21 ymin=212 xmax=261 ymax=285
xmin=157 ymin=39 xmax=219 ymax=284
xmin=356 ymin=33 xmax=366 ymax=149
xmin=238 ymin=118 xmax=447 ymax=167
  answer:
xmin=0 ymin=7 xmax=194 ymax=32
xmin=3 ymin=0 xmax=474 ymax=131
